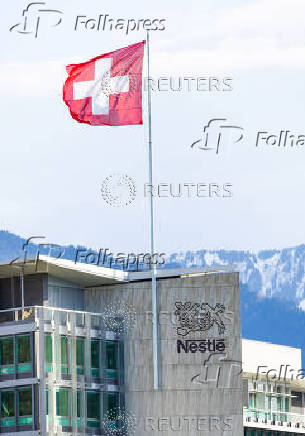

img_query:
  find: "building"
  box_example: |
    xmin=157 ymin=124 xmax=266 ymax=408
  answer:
xmin=242 ymin=339 xmax=305 ymax=436
xmin=0 ymin=256 xmax=243 ymax=435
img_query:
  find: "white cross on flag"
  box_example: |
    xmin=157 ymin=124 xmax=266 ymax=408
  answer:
xmin=63 ymin=41 xmax=145 ymax=126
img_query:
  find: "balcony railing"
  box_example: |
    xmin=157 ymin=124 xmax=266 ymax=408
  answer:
xmin=0 ymin=306 xmax=35 ymax=324
xmin=0 ymin=305 xmax=106 ymax=326
xmin=244 ymin=407 xmax=305 ymax=431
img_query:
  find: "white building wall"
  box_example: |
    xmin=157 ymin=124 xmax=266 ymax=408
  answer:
xmin=242 ymin=338 xmax=302 ymax=375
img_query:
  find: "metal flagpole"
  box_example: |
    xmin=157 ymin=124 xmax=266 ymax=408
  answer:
xmin=20 ymin=265 xmax=24 ymax=319
xmin=146 ymin=30 xmax=160 ymax=390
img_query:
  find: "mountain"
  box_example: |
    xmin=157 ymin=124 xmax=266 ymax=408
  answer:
xmin=0 ymin=230 xmax=304 ymax=363
xmin=240 ymin=285 xmax=305 ymax=365
xmin=168 ymin=247 xmax=305 ymax=308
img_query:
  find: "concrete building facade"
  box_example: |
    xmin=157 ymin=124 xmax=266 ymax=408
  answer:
xmin=0 ymin=256 xmax=243 ymax=436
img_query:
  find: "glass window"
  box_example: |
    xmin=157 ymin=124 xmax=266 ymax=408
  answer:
xmin=249 ymin=393 xmax=256 ymax=408
xmin=87 ymin=392 xmax=100 ymax=420
xmin=77 ymin=391 xmax=81 ymax=418
xmin=61 ymin=336 xmax=68 ymax=373
xmin=56 ymin=389 xmax=70 ymax=417
xmin=76 ymin=338 xmax=84 ymax=367
xmin=106 ymin=342 xmax=117 ymax=369
xmin=1 ymin=390 xmax=15 ymax=417
xmin=45 ymin=335 xmax=52 ymax=364
xmin=0 ymin=337 xmax=13 ymax=366
xmin=17 ymin=335 xmax=31 ymax=363
xmin=291 ymin=391 xmax=302 ymax=407
xmin=91 ymin=340 xmax=100 ymax=369
xmin=277 ymin=397 xmax=282 ymax=411
xmin=107 ymin=393 xmax=119 ymax=413
xmin=46 ymin=389 xmax=49 ymax=416
xmin=18 ymin=388 xmax=32 ymax=416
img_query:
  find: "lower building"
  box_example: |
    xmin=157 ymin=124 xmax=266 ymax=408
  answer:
xmin=242 ymin=339 xmax=305 ymax=435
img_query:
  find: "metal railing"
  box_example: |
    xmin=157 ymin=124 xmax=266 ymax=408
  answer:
xmin=0 ymin=305 xmax=105 ymax=327
xmin=244 ymin=407 xmax=305 ymax=429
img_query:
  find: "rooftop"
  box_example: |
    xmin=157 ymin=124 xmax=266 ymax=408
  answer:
xmin=0 ymin=255 xmax=236 ymax=287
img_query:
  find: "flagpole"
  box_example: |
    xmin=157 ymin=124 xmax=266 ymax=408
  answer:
xmin=147 ymin=30 xmax=160 ymax=390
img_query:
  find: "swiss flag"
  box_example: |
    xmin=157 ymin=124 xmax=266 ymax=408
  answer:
xmin=63 ymin=41 xmax=145 ymax=126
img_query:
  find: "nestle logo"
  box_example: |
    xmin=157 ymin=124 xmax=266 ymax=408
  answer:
xmin=177 ymin=339 xmax=226 ymax=354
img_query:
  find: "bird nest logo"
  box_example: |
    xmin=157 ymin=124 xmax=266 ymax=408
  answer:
xmin=102 ymin=408 xmax=137 ymax=435
xmin=102 ymin=302 xmax=136 ymax=334
xmin=100 ymin=71 xmax=138 ymax=99
xmin=101 ymin=174 xmax=136 ymax=207
xmin=174 ymin=302 xmax=226 ymax=336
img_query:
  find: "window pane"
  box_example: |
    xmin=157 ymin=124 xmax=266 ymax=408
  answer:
xmin=46 ymin=389 xmax=49 ymax=415
xmin=291 ymin=391 xmax=302 ymax=407
xmin=17 ymin=335 xmax=31 ymax=363
xmin=91 ymin=340 xmax=100 ymax=369
xmin=0 ymin=338 xmax=14 ymax=366
xmin=87 ymin=392 xmax=100 ymax=419
xmin=77 ymin=391 xmax=81 ymax=418
xmin=106 ymin=342 xmax=117 ymax=369
xmin=1 ymin=391 xmax=15 ymax=417
xmin=76 ymin=338 xmax=84 ymax=366
xmin=61 ymin=337 xmax=68 ymax=365
xmin=56 ymin=389 xmax=70 ymax=417
xmin=18 ymin=389 xmax=32 ymax=416
xmin=44 ymin=335 xmax=52 ymax=364
xmin=107 ymin=393 xmax=119 ymax=413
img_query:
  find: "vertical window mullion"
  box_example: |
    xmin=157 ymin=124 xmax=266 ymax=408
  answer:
xmin=30 ymin=333 xmax=33 ymax=377
xmin=14 ymin=336 xmax=17 ymax=379
xmin=15 ymin=388 xmax=18 ymax=429
xmin=31 ymin=384 xmax=34 ymax=429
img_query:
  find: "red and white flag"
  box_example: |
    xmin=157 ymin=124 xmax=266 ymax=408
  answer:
xmin=63 ymin=41 xmax=145 ymax=126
